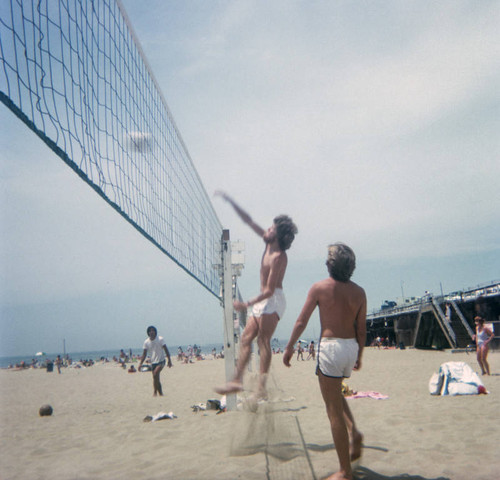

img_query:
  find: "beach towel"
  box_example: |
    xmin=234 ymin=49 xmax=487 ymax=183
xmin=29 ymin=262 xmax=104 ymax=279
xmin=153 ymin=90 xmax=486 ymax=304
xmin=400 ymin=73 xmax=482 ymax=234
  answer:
xmin=346 ymin=391 xmax=388 ymax=400
xmin=428 ymin=361 xmax=487 ymax=396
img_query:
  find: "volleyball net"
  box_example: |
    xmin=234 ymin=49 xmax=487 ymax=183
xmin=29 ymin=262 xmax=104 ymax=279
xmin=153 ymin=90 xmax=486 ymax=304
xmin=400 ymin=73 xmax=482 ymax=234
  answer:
xmin=0 ymin=0 xmax=222 ymax=298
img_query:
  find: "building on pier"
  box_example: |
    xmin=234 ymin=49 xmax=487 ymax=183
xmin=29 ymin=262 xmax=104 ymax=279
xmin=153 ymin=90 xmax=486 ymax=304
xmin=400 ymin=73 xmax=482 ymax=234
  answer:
xmin=366 ymin=281 xmax=500 ymax=350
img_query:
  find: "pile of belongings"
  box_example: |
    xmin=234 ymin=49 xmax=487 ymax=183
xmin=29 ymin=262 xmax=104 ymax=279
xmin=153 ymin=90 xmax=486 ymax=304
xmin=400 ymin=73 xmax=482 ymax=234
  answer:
xmin=342 ymin=381 xmax=356 ymax=397
xmin=143 ymin=411 xmax=177 ymax=422
xmin=192 ymin=398 xmax=225 ymax=413
xmin=429 ymin=361 xmax=487 ymax=396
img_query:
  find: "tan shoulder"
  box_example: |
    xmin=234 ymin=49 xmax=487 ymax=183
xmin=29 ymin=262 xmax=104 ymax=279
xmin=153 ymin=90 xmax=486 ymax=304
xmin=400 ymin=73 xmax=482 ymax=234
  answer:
xmin=349 ymin=280 xmax=366 ymax=298
xmin=350 ymin=280 xmax=365 ymax=292
xmin=311 ymin=278 xmax=333 ymax=293
xmin=313 ymin=278 xmax=330 ymax=288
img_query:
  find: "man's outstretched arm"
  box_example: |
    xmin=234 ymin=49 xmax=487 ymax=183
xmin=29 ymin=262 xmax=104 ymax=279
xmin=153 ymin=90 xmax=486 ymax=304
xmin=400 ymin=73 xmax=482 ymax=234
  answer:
xmin=215 ymin=191 xmax=265 ymax=237
xmin=283 ymin=285 xmax=318 ymax=366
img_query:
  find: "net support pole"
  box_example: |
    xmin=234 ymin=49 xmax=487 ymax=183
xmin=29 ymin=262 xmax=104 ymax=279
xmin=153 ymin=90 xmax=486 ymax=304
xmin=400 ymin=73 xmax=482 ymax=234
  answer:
xmin=222 ymin=229 xmax=237 ymax=411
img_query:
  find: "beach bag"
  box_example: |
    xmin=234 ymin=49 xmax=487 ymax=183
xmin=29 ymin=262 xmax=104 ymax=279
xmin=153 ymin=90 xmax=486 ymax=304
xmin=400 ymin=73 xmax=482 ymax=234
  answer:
xmin=206 ymin=399 xmax=221 ymax=410
xmin=428 ymin=372 xmax=444 ymax=395
xmin=429 ymin=362 xmax=486 ymax=396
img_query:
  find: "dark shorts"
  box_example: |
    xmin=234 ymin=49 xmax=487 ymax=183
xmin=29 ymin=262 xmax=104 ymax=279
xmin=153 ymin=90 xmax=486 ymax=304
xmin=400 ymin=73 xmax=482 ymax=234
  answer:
xmin=151 ymin=360 xmax=166 ymax=372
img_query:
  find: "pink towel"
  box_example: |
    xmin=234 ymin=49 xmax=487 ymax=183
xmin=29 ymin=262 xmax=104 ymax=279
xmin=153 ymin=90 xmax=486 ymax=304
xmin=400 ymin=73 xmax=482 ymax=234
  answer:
xmin=346 ymin=391 xmax=388 ymax=400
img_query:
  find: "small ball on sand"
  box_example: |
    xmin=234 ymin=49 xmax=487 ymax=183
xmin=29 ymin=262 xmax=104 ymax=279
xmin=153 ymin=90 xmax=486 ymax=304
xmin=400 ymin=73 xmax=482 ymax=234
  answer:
xmin=39 ymin=404 xmax=53 ymax=416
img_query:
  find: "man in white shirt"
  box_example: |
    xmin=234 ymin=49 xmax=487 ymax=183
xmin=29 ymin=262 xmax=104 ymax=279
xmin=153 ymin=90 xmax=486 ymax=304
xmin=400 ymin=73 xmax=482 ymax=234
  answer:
xmin=138 ymin=326 xmax=172 ymax=396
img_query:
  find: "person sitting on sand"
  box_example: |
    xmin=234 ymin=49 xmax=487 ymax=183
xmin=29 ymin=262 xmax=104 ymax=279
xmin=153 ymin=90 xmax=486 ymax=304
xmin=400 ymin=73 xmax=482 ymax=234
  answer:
xmin=283 ymin=243 xmax=366 ymax=480
xmin=473 ymin=316 xmax=494 ymax=375
xmin=138 ymin=326 xmax=173 ymax=396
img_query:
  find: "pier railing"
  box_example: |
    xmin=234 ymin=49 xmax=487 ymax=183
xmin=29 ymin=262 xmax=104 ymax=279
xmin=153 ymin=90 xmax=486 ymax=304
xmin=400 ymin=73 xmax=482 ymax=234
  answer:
xmin=366 ymin=280 xmax=499 ymax=350
xmin=367 ymin=280 xmax=500 ymax=320
xmin=431 ymin=298 xmax=457 ymax=348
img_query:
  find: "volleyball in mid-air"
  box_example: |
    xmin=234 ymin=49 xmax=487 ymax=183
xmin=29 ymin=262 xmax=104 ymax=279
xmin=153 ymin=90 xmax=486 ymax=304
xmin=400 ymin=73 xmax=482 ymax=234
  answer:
xmin=126 ymin=131 xmax=152 ymax=153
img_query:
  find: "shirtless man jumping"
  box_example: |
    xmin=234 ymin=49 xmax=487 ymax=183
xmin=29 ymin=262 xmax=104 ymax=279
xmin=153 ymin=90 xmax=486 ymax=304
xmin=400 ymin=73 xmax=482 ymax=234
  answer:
xmin=283 ymin=243 xmax=366 ymax=480
xmin=215 ymin=191 xmax=297 ymax=399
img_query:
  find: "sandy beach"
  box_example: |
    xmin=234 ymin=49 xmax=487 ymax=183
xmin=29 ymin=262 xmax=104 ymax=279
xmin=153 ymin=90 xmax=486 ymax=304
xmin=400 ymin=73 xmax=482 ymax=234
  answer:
xmin=0 ymin=347 xmax=498 ymax=480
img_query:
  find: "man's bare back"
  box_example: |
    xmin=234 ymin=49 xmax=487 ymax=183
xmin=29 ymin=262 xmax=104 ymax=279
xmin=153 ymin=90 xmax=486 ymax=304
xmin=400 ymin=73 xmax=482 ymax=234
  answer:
xmin=314 ymin=277 xmax=366 ymax=339
xmin=283 ymin=243 xmax=366 ymax=480
xmin=284 ymin=276 xmax=366 ymax=358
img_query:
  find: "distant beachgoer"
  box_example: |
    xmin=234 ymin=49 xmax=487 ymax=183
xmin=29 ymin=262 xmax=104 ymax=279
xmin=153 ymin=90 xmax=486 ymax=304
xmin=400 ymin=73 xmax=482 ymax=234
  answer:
xmin=214 ymin=191 xmax=297 ymax=400
xmin=307 ymin=341 xmax=316 ymax=360
xmin=55 ymin=355 xmax=62 ymax=374
xmin=296 ymin=342 xmax=305 ymax=361
xmin=128 ymin=365 xmax=137 ymax=373
xmin=473 ymin=316 xmax=494 ymax=375
xmin=138 ymin=326 xmax=172 ymax=396
xmin=283 ymin=243 xmax=366 ymax=480
xmin=119 ymin=349 xmax=128 ymax=363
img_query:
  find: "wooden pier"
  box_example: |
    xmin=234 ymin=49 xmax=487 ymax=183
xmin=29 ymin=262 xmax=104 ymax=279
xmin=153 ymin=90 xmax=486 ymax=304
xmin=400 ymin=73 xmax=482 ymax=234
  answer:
xmin=366 ymin=281 xmax=500 ymax=350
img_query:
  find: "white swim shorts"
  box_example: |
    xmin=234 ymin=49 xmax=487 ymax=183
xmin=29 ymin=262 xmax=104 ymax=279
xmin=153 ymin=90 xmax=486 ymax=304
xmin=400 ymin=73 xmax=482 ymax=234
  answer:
xmin=251 ymin=289 xmax=286 ymax=319
xmin=316 ymin=337 xmax=359 ymax=378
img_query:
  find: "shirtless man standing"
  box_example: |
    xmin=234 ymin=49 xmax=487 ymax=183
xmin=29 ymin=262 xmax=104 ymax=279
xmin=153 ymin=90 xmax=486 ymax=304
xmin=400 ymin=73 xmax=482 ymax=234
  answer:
xmin=215 ymin=191 xmax=297 ymax=399
xmin=283 ymin=243 xmax=366 ymax=480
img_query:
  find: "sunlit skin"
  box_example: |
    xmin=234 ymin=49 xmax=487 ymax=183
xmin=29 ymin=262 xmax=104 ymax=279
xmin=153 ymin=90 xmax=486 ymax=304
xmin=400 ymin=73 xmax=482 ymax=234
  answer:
xmin=283 ymin=259 xmax=366 ymax=480
xmin=473 ymin=318 xmax=494 ymax=375
xmin=214 ymin=191 xmax=289 ymax=398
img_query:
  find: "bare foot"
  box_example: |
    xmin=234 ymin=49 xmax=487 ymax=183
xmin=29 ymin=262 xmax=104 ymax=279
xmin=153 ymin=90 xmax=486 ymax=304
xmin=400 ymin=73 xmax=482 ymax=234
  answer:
xmin=214 ymin=380 xmax=243 ymax=395
xmin=255 ymin=388 xmax=268 ymax=402
xmin=246 ymin=391 xmax=268 ymax=406
xmin=322 ymin=472 xmax=352 ymax=480
xmin=350 ymin=432 xmax=363 ymax=462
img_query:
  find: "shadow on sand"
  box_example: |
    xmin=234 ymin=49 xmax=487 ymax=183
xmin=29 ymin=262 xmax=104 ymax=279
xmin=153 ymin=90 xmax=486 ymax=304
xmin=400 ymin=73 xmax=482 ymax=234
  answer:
xmin=351 ymin=467 xmax=450 ymax=480
xmin=306 ymin=443 xmax=389 ymax=454
xmin=311 ymin=445 xmax=449 ymax=480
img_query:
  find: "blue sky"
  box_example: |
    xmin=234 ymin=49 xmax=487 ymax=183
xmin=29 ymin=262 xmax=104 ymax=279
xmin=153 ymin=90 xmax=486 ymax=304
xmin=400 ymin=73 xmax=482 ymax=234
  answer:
xmin=1 ymin=1 xmax=499 ymax=357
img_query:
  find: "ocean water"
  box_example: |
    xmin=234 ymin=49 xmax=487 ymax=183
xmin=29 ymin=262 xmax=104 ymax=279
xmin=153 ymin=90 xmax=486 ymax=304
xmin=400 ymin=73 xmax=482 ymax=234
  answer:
xmin=0 ymin=343 xmax=228 ymax=369
xmin=0 ymin=338 xmax=298 ymax=369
